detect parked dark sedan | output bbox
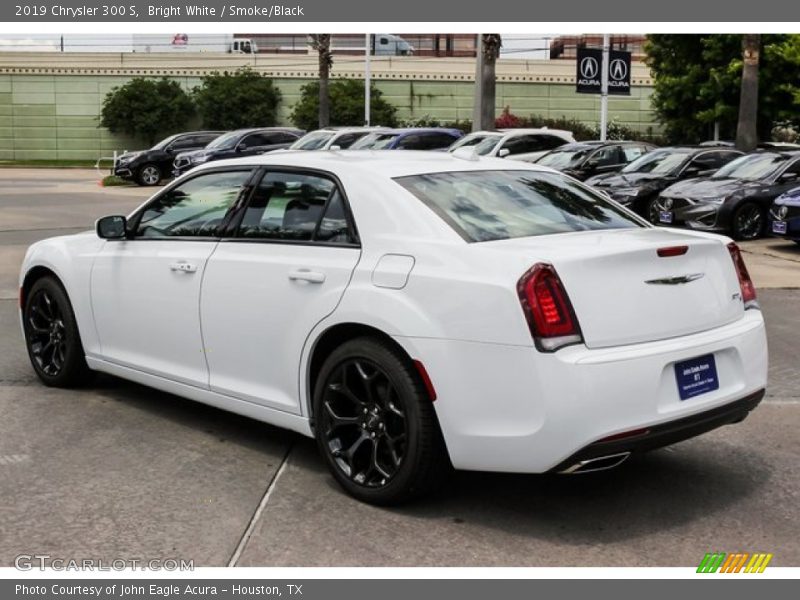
[768,186,800,245]
[114,131,225,186]
[172,127,304,177]
[585,147,743,219]
[349,128,464,150]
[656,151,800,240]
[536,141,656,181]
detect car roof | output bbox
[498,128,573,137]
[191,149,550,179]
[391,128,463,135]
[229,127,304,135]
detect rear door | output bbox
[200,169,361,413]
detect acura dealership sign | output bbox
[576,48,631,96]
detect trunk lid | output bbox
[486,228,744,349]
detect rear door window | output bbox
[236,171,355,244]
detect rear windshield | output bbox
[711,153,786,181]
[395,170,643,242]
[621,148,691,175]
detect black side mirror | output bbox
[96,215,128,240]
[236,143,247,153]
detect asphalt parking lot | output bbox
[0,168,798,567]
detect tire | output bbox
[731,202,765,241]
[313,337,450,505]
[645,197,662,225]
[137,163,161,186]
[22,276,93,387]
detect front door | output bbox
[90,168,253,385]
[200,169,361,413]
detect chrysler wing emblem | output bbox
[645,273,705,285]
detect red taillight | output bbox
[727,242,758,309]
[657,245,688,257]
[517,263,583,352]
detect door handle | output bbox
[288,269,326,284]
[169,261,198,273]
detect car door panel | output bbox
[91,241,217,385]
[90,169,253,386]
[201,244,360,412]
[200,171,361,414]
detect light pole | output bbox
[600,33,610,141]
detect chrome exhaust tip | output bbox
[559,451,631,474]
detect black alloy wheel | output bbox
[732,202,764,241]
[313,337,449,505]
[23,277,92,387]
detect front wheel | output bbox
[23,277,93,387]
[313,337,449,505]
[731,202,765,241]
[137,163,161,186]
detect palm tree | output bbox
[310,34,333,128]
[473,34,502,131]
[735,34,760,152]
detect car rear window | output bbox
[395,170,643,242]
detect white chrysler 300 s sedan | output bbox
[19,151,768,504]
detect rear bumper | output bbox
[395,309,768,473]
[549,388,764,473]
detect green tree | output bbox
[194,68,281,129]
[100,77,194,146]
[645,34,800,143]
[290,79,397,131]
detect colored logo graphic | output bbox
[697,552,773,573]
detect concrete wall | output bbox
[0,53,659,161]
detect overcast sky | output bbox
[0,33,555,58]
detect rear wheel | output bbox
[731,202,764,241]
[23,277,93,387]
[137,163,161,186]
[646,197,662,225]
[313,337,449,505]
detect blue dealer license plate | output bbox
[659,211,674,224]
[674,354,719,401]
[772,221,787,234]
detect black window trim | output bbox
[219,165,362,249]
[124,165,260,242]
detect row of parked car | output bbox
[113,126,800,243]
[113,126,576,186]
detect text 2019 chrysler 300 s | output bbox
[19,151,768,504]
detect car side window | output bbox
[241,133,269,149]
[424,133,459,149]
[781,159,800,176]
[135,170,251,238]
[622,145,646,162]
[397,135,422,149]
[237,171,352,242]
[591,146,621,167]
[267,132,300,144]
[316,190,355,244]
[501,135,559,155]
